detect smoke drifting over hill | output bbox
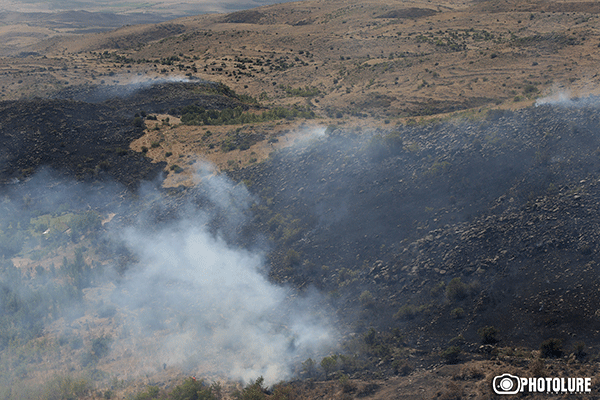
[54,76,195,103]
[110,165,336,383]
[0,165,337,387]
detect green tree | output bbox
[233,376,267,400]
[320,355,338,379]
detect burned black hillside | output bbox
[230,100,600,360]
[0,81,247,187]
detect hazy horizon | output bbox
[1,0,299,16]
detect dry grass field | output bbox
[3,0,600,182]
[3,0,599,183]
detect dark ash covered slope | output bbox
[231,99,600,358]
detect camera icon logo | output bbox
[493,374,521,395]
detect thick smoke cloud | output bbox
[113,167,336,383]
[0,164,337,386]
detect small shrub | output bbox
[171,378,219,400]
[134,385,160,400]
[441,346,461,364]
[233,376,267,400]
[339,374,355,393]
[540,338,563,358]
[450,307,464,319]
[574,341,586,360]
[392,360,413,376]
[477,326,499,344]
[132,117,144,127]
[523,84,539,95]
[394,304,417,320]
[446,277,469,301]
[302,358,316,377]
[440,382,463,400]
[431,281,445,296]
[359,290,375,308]
[150,141,160,149]
[321,355,338,379]
[170,164,183,173]
[449,334,465,346]
[529,358,546,376]
[284,249,301,267]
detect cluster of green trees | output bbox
[130,376,298,400]
[180,104,315,126]
[279,85,321,97]
[0,258,86,352]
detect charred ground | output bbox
[230,101,600,356]
[0,81,252,187]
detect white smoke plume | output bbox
[100,165,336,384]
[0,164,337,388]
[535,90,600,108]
[535,90,576,107]
[108,166,336,383]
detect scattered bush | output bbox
[170,378,220,400]
[170,164,183,173]
[181,104,314,126]
[321,355,338,379]
[359,290,375,308]
[441,346,461,364]
[540,338,563,358]
[446,277,469,301]
[477,326,499,344]
[392,360,413,376]
[450,307,464,319]
[574,341,586,360]
[233,376,267,400]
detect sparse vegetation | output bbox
[540,338,563,358]
[181,104,315,126]
[441,346,461,364]
[478,326,499,345]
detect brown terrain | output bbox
[2,0,600,180]
[2,0,600,399]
